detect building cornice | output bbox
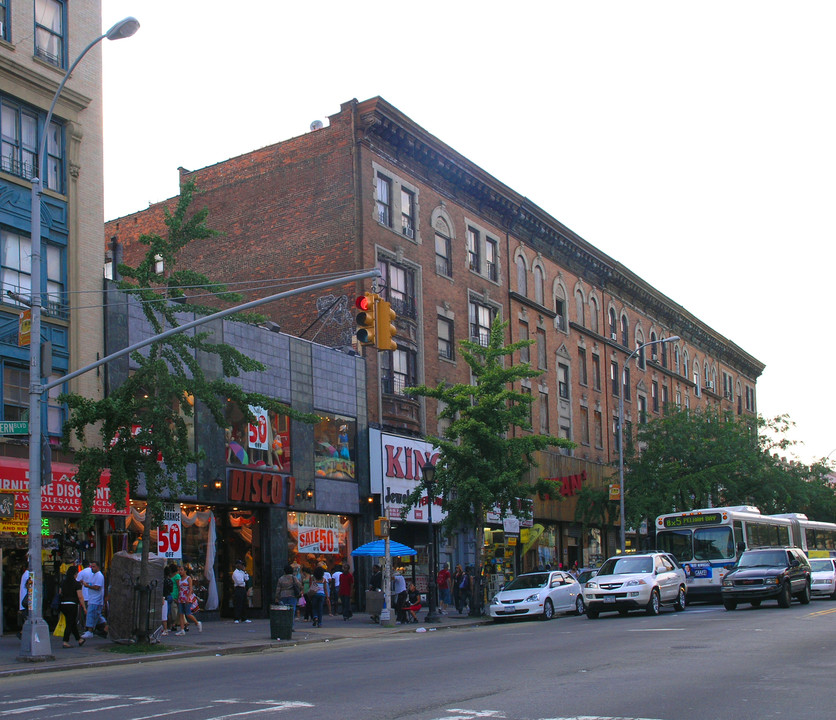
[349,97,765,379]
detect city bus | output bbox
[654,506,836,600]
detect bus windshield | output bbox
[693,527,734,560]
[656,529,692,562]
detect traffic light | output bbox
[355,292,378,345]
[375,299,398,351]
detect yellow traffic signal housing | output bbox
[355,292,378,345]
[375,299,398,351]
[374,517,390,538]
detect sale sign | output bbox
[157,503,182,559]
[248,406,269,451]
[296,512,342,554]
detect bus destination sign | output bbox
[663,512,723,528]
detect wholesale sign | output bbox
[0,458,128,515]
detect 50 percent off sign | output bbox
[157,503,182,559]
[248,405,269,450]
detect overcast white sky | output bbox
[101,1,835,465]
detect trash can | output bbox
[269,604,293,640]
[365,590,383,622]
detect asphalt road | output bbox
[2,600,835,720]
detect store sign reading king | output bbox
[0,458,128,515]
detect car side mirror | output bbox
[790,559,799,568]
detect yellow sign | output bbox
[507,536,518,546]
[18,310,31,346]
[609,483,621,501]
[0,511,29,534]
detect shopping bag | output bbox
[53,613,66,637]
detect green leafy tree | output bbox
[402,317,574,614]
[62,181,316,587]
[625,406,836,531]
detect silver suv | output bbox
[582,552,688,618]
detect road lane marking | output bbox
[203,700,314,719]
[807,607,836,617]
[625,628,685,631]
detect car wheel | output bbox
[750,600,761,608]
[797,581,811,605]
[830,587,836,600]
[575,595,585,616]
[674,586,687,612]
[542,599,554,620]
[645,589,661,616]
[777,582,792,608]
[586,609,599,619]
[723,599,737,611]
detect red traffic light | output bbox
[356,295,370,312]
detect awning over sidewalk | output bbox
[351,539,417,557]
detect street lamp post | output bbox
[618,335,679,555]
[422,461,440,623]
[20,16,140,661]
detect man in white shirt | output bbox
[321,567,333,616]
[231,560,251,623]
[392,568,407,624]
[330,566,341,615]
[79,561,105,639]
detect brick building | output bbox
[106,96,764,573]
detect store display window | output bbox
[314,414,355,480]
[227,509,263,609]
[224,402,291,473]
[287,511,353,572]
[125,501,220,612]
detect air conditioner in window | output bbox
[610,333,617,341]
[402,225,414,239]
[705,380,714,390]
[651,353,658,362]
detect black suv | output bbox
[721,547,811,610]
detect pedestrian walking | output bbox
[58,566,86,648]
[310,566,327,627]
[437,562,452,614]
[452,564,465,614]
[176,565,202,634]
[393,567,408,624]
[275,564,303,629]
[231,560,251,624]
[78,560,105,640]
[338,563,354,620]
[300,567,312,622]
[331,563,342,614]
[457,565,472,615]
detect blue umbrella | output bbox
[351,539,417,557]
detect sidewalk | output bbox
[0,609,488,678]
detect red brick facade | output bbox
[105,96,764,464]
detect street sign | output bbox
[18,309,30,346]
[0,421,28,435]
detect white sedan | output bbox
[489,571,580,621]
[810,558,836,599]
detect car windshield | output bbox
[598,557,653,575]
[810,560,833,572]
[737,551,787,568]
[503,573,548,591]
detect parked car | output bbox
[582,552,687,618]
[489,571,580,621]
[574,568,598,614]
[721,547,811,610]
[810,557,836,599]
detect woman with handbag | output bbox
[275,564,302,628]
[175,565,202,634]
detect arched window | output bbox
[674,346,680,375]
[516,256,527,296]
[533,266,544,305]
[636,331,645,369]
[589,296,599,334]
[575,289,585,326]
[554,285,567,331]
[649,332,657,363]
[620,314,629,346]
[608,308,617,339]
[683,350,689,378]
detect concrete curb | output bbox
[0,618,491,679]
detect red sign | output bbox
[0,458,129,516]
[541,470,588,500]
[228,469,295,507]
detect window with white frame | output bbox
[435,220,452,277]
[554,286,567,331]
[1,96,64,192]
[623,366,631,401]
[377,257,415,319]
[375,173,391,227]
[0,1,8,42]
[438,316,454,360]
[638,395,648,424]
[485,237,498,281]
[608,307,617,339]
[620,314,629,346]
[1,229,65,315]
[381,348,417,396]
[652,380,659,412]
[400,188,415,238]
[467,226,481,273]
[35,0,65,68]
[558,363,569,399]
[469,299,494,347]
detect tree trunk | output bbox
[470,517,484,617]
